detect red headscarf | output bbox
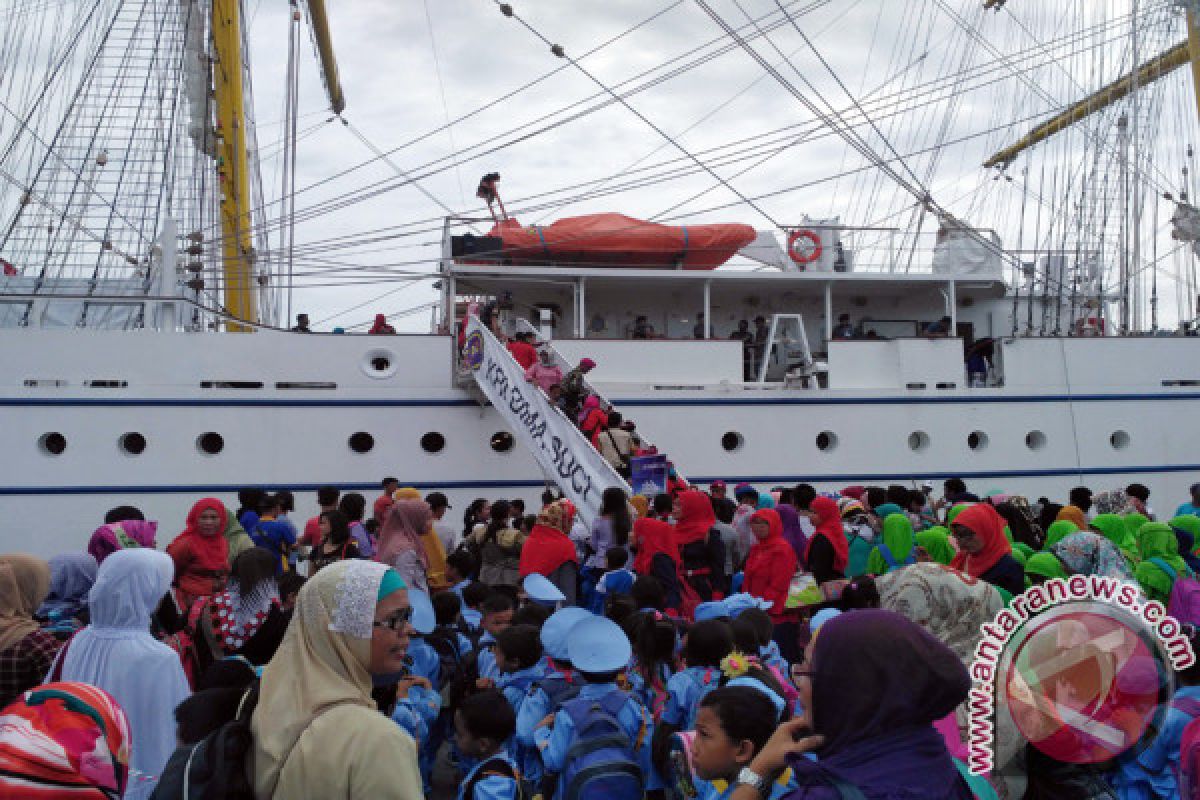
[673,489,715,546]
[520,500,578,578]
[743,509,797,621]
[168,497,230,602]
[950,503,1012,578]
[633,516,678,575]
[805,496,849,572]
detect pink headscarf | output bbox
[375,499,431,570]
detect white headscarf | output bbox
[54,548,190,799]
[251,559,422,799]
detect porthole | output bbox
[908,431,931,452]
[816,431,837,452]
[490,432,515,453]
[361,348,399,379]
[1025,430,1047,451]
[119,432,146,455]
[38,432,67,455]
[967,431,988,451]
[721,431,744,452]
[196,431,224,455]
[420,431,446,453]
[1110,430,1131,450]
[348,432,375,453]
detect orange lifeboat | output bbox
[484,214,756,270]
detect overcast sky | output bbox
[240,0,1191,330]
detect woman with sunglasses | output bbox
[250,560,422,799]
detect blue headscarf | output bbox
[36,553,98,621]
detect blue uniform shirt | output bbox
[458,752,521,800]
[662,666,722,729]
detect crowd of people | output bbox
[4,476,1200,799]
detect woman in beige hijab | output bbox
[251,558,422,798]
[0,554,59,709]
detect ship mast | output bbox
[212,0,256,331]
[210,0,345,332]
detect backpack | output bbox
[680,669,720,729]
[425,626,466,693]
[463,756,524,800]
[450,641,495,709]
[559,691,644,800]
[1174,696,1200,799]
[878,543,916,570]
[151,683,259,800]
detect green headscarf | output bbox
[1089,513,1139,562]
[1044,520,1079,550]
[223,509,256,561]
[946,504,972,525]
[1170,515,1200,556]
[1134,521,1189,604]
[866,513,916,575]
[1124,512,1149,541]
[1011,542,1034,567]
[915,526,955,565]
[1025,552,1068,585]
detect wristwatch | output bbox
[735,766,771,796]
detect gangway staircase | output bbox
[461,315,632,524]
[510,318,691,494]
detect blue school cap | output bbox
[809,607,842,635]
[522,573,566,606]
[541,606,592,661]
[567,616,631,673]
[694,600,729,622]
[722,593,773,618]
[407,588,436,635]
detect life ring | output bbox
[787,229,822,265]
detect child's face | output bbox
[495,646,520,674]
[483,609,513,638]
[453,711,492,759]
[445,565,464,584]
[690,706,753,781]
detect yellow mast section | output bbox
[306,0,345,114]
[983,40,1190,169]
[1188,10,1200,130]
[212,0,256,331]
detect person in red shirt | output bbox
[743,508,797,624]
[506,331,539,370]
[302,485,340,547]
[374,476,398,527]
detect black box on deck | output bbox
[451,235,504,259]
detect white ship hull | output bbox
[4,328,1200,556]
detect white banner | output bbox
[463,316,628,524]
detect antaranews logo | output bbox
[967,575,1195,775]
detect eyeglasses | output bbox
[373,607,414,631]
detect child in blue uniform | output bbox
[515,606,591,749]
[591,546,635,613]
[534,616,655,799]
[653,618,735,778]
[456,690,521,800]
[475,593,515,685]
[495,624,546,788]
[688,685,798,799]
[460,581,489,635]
